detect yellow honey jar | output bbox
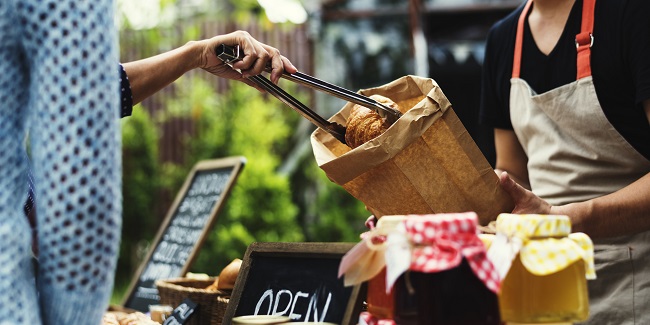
[486,214,596,324]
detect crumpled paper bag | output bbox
[310,75,513,225]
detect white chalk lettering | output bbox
[163,318,181,325]
[178,195,220,217]
[153,242,184,264]
[134,287,160,300]
[188,172,230,196]
[178,303,192,319]
[171,215,192,227]
[255,289,274,315]
[140,262,179,282]
[254,289,332,321]
[289,291,309,320]
[305,292,332,322]
[163,227,204,246]
[272,290,292,316]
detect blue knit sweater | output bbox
[0,0,123,324]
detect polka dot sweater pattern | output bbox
[0,0,122,324]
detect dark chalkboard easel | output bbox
[222,242,365,325]
[122,156,246,312]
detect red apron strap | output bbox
[512,0,533,79]
[512,0,596,80]
[576,0,596,79]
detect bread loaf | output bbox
[217,258,242,291]
[345,94,400,148]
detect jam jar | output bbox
[365,216,407,321]
[386,213,502,325]
[486,214,596,324]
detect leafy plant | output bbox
[156,76,304,273]
[118,107,160,289]
[115,0,374,302]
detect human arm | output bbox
[492,128,551,223]
[497,100,650,237]
[499,168,650,239]
[122,30,297,105]
[494,107,650,238]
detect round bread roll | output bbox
[102,313,121,325]
[120,312,160,325]
[205,279,219,291]
[217,258,242,291]
[345,94,400,148]
[103,311,159,325]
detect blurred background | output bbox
[115,0,521,302]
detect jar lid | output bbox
[339,213,500,293]
[489,214,596,279]
[402,212,478,245]
[399,212,499,293]
[496,213,571,238]
[376,215,408,233]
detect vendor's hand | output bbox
[197,30,298,90]
[499,171,552,214]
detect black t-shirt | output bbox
[479,0,650,160]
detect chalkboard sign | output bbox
[223,242,365,325]
[163,298,198,325]
[123,157,246,312]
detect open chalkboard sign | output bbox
[223,242,365,325]
[123,156,246,312]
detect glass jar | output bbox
[487,214,596,324]
[365,216,406,321]
[386,213,501,325]
[340,213,503,325]
[394,260,501,325]
[366,267,395,319]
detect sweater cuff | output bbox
[119,63,133,118]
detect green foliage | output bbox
[157,76,303,273]
[305,163,369,242]
[116,1,373,298]
[290,153,369,243]
[228,0,264,25]
[118,107,160,288]
[115,75,371,308]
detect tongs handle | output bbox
[215,44,347,144]
[215,44,403,124]
[249,74,347,144]
[281,72,402,124]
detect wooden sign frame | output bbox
[122,156,246,310]
[222,242,365,325]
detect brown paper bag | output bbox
[310,75,513,225]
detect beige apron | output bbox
[509,0,650,323]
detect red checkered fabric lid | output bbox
[403,212,500,293]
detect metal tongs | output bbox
[215,44,403,145]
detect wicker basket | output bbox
[156,278,230,325]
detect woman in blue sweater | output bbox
[0,0,295,322]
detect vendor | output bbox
[479,0,650,323]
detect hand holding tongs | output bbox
[215,44,403,145]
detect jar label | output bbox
[385,232,411,291]
[487,232,523,280]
